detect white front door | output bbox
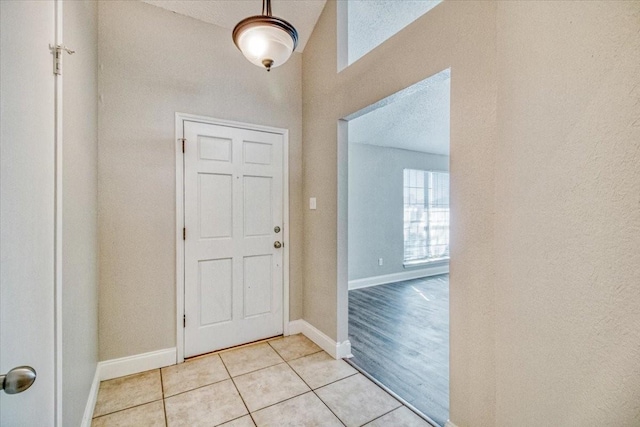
[183,121,285,358]
[0,0,56,424]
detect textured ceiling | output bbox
[348,0,442,64]
[348,69,450,156]
[141,0,326,52]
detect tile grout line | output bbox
[206,349,324,424]
[161,354,283,400]
[283,348,325,362]
[171,343,333,425]
[91,397,164,420]
[225,359,286,379]
[310,389,347,427]
[225,350,319,416]
[358,406,400,427]
[219,350,256,426]
[230,376,258,426]
[308,371,359,392]
[312,373,411,427]
[213,413,252,427]
[92,369,166,420]
[195,334,283,362]
[161,336,319,403]
[283,353,347,427]
[265,338,282,359]
[266,337,325,362]
[344,358,438,427]
[229,360,287,378]
[194,335,283,360]
[247,390,312,417]
[257,340,364,425]
[310,365,424,426]
[220,343,285,378]
[159,368,169,427]
[222,345,331,420]
[162,375,231,400]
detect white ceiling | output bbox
[348,69,451,156]
[141,0,327,52]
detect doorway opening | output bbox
[338,69,451,426]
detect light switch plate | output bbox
[310,197,317,210]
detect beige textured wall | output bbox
[98,0,303,360]
[494,2,640,425]
[62,1,99,424]
[305,0,640,425]
[302,2,497,425]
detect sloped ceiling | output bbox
[141,0,327,52]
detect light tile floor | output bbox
[92,334,432,427]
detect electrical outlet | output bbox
[378,258,383,266]
[310,197,317,210]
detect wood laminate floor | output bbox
[348,274,449,426]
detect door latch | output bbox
[49,44,75,75]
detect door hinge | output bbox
[183,228,186,240]
[179,138,186,153]
[49,44,75,76]
[183,314,186,328]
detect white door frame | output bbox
[174,113,290,364]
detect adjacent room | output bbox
[346,69,451,426]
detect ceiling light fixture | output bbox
[232,0,298,72]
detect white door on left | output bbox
[0,1,56,424]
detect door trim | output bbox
[174,113,290,364]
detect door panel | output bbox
[243,255,273,317]
[199,136,232,162]
[0,0,56,424]
[199,259,233,325]
[244,176,272,236]
[184,121,284,357]
[199,173,233,239]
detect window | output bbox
[403,169,449,265]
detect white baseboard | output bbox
[98,347,177,381]
[348,264,449,290]
[80,365,101,427]
[81,348,177,424]
[444,421,459,427]
[335,339,352,359]
[288,319,352,359]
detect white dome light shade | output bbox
[234,22,296,70]
[232,0,298,72]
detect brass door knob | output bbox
[274,241,282,249]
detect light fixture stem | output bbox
[262,0,272,17]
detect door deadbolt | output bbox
[0,366,36,395]
[274,241,282,249]
[274,226,281,233]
